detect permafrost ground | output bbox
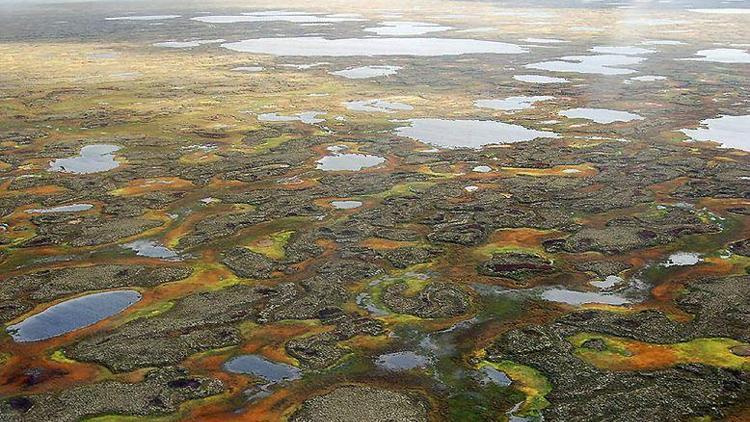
[0,0,748,421]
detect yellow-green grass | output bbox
[569,332,750,371]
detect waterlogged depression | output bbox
[395,118,559,149]
[49,144,121,174]
[316,153,386,171]
[559,108,644,124]
[221,37,528,56]
[681,115,750,151]
[7,290,142,342]
[1,1,749,421]
[525,54,646,75]
[475,96,554,111]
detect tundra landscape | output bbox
[0,0,749,421]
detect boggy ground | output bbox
[0,0,749,421]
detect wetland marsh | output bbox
[0,0,748,421]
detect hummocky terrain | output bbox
[0,0,748,421]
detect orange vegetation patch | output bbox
[0,351,102,396]
[485,228,557,250]
[189,387,295,422]
[360,237,416,250]
[13,185,68,196]
[111,177,194,196]
[278,177,320,190]
[649,177,689,202]
[499,164,598,178]
[180,151,221,164]
[240,322,324,366]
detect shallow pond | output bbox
[221,37,527,57]
[590,275,625,290]
[344,99,413,113]
[224,354,302,383]
[559,108,643,124]
[375,351,431,371]
[394,118,558,149]
[123,239,180,260]
[526,54,645,75]
[513,74,569,84]
[258,111,325,124]
[49,144,121,174]
[364,21,453,36]
[7,290,142,342]
[662,252,703,267]
[475,96,554,111]
[316,153,386,171]
[330,65,401,79]
[541,288,631,306]
[684,48,750,64]
[680,115,750,151]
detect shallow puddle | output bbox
[49,144,121,174]
[479,365,512,386]
[375,351,431,371]
[541,288,631,306]
[331,200,363,209]
[7,290,142,342]
[26,204,93,214]
[394,118,558,149]
[590,275,625,290]
[232,66,264,72]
